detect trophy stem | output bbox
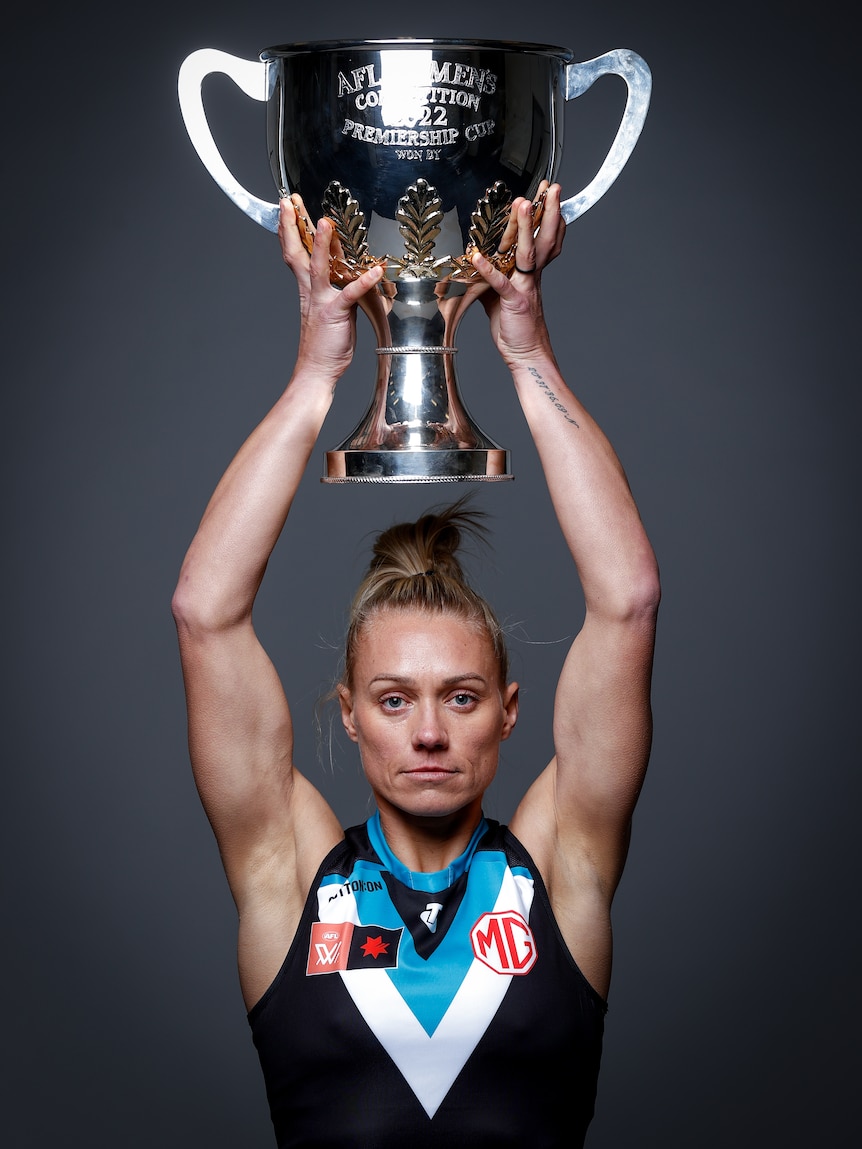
[322,280,512,484]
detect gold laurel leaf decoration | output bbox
[397,180,444,264]
[468,181,513,255]
[321,181,370,266]
[453,185,550,280]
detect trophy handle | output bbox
[561,49,652,224]
[178,48,280,233]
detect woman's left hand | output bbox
[471,182,566,367]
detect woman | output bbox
[172,186,660,1147]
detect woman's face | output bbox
[339,609,518,824]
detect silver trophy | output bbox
[178,39,651,482]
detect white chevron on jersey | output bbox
[318,865,535,1117]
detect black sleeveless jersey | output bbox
[248,815,607,1148]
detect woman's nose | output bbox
[411,703,448,750]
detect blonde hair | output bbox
[343,500,508,689]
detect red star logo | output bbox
[360,934,389,959]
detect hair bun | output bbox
[370,498,488,585]
[342,497,508,688]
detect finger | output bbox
[538,182,561,226]
[278,196,313,269]
[340,262,385,305]
[513,198,538,276]
[471,249,514,294]
[535,184,565,266]
[532,179,550,216]
[308,217,342,290]
[496,196,529,255]
[278,197,300,262]
[291,192,310,218]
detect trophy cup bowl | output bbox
[178,39,651,482]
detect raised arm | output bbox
[472,187,660,992]
[171,200,383,1006]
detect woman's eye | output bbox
[451,693,476,707]
[382,696,405,710]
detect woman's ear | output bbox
[338,685,358,742]
[500,682,519,741]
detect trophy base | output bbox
[322,448,512,484]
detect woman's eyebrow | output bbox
[366,673,489,686]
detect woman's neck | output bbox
[374,803,485,874]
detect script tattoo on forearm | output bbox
[528,367,579,426]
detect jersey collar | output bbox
[367,810,489,893]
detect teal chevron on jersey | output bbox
[316,812,527,1035]
[314,815,538,1114]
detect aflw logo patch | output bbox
[307,921,403,975]
[470,910,537,974]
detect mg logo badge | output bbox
[470,910,537,974]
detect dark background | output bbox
[4,2,859,1145]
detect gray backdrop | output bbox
[4,2,859,1145]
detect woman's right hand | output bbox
[279,196,383,382]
